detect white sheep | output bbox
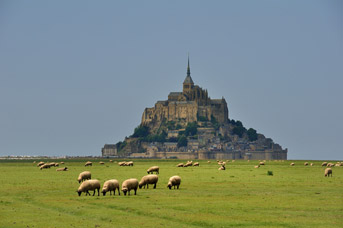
[37,162,45,167]
[290,163,295,166]
[177,163,184,167]
[218,166,225,170]
[85,161,92,167]
[193,162,199,166]
[40,164,51,170]
[139,174,158,189]
[102,179,120,196]
[77,179,100,196]
[167,176,181,189]
[126,161,134,166]
[121,178,139,195]
[147,166,159,174]
[324,168,332,177]
[56,167,68,171]
[259,162,265,165]
[118,161,126,166]
[321,162,328,167]
[304,162,309,166]
[99,161,105,165]
[254,165,260,168]
[78,171,91,183]
[184,161,192,167]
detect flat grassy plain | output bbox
[0,159,342,228]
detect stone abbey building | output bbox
[102,58,287,160]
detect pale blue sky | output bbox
[0,1,342,159]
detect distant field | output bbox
[0,159,342,228]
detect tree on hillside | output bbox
[247,128,258,141]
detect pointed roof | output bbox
[183,55,194,84]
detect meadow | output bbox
[0,159,342,228]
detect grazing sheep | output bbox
[327,163,335,167]
[290,163,295,166]
[121,178,139,196]
[102,179,120,196]
[254,165,260,168]
[324,168,332,177]
[177,163,184,167]
[232,160,235,162]
[126,161,134,166]
[147,166,159,174]
[207,161,211,163]
[193,162,199,167]
[37,162,45,167]
[109,160,113,163]
[167,176,181,189]
[218,166,226,170]
[77,179,101,196]
[33,161,36,164]
[304,162,309,166]
[321,162,328,167]
[85,161,92,167]
[40,164,51,170]
[310,163,314,166]
[56,167,68,171]
[259,162,265,165]
[118,161,126,166]
[60,161,65,164]
[139,174,158,189]
[184,161,193,167]
[99,162,105,165]
[78,171,91,183]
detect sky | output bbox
[0,0,342,160]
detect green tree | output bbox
[247,128,258,141]
[185,122,197,136]
[233,126,245,137]
[131,125,149,138]
[177,135,188,147]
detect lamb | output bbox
[77,179,100,196]
[177,163,184,167]
[78,171,91,183]
[139,174,158,189]
[121,178,139,195]
[167,176,181,189]
[324,168,332,177]
[193,162,199,166]
[304,162,309,166]
[218,166,226,170]
[102,179,120,196]
[290,163,295,166]
[85,161,92,167]
[321,162,328,167]
[147,166,159,174]
[56,167,68,171]
[40,164,51,170]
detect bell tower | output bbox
[183,56,194,94]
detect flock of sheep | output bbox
[34,159,340,197]
[75,163,181,196]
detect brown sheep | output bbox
[121,178,139,195]
[167,176,181,189]
[147,166,159,174]
[77,179,100,196]
[139,175,158,189]
[324,168,332,177]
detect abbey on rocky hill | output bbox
[102,58,287,160]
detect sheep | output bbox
[184,161,193,167]
[109,160,113,163]
[121,178,139,196]
[102,179,120,196]
[218,166,226,170]
[37,162,45,167]
[177,163,184,167]
[33,161,36,164]
[147,166,159,174]
[77,179,100,196]
[310,163,314,166]
[321,162,328,167]
[167,176,181,189]
[85,161,92,167]
[327,163,334,167]
[254,165,260,168]
[259,162,265,166]
[126,161,134,166]
[78,171,91,183]
[207,161,211,163]
[324,168,332,177]
[99,162,105,165]
[139,174,158,189]
[40,164,51,170]
[290,163,295,166]
[193,162,199,166]
[304,162,309,166]
[60,161,65,164]
[118,161,126,166]
[56,167,68,171]
[218,161,226,166]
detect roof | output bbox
[168,92,182,97]
[183,75,194,84]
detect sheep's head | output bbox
[77,190,81,196]
[138,183,143,189]
[167,183,172,189]
[122,187,128,195]
[102,190,107,196]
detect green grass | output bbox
[0,159,342,227]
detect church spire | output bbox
[187,54,190,76]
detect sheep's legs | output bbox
[118,188,120,195]
[177,185,179,189]
[134,188,137,195]
[147,184,149,189]
[153,183,156,189]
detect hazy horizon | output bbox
[0,1,342,160]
